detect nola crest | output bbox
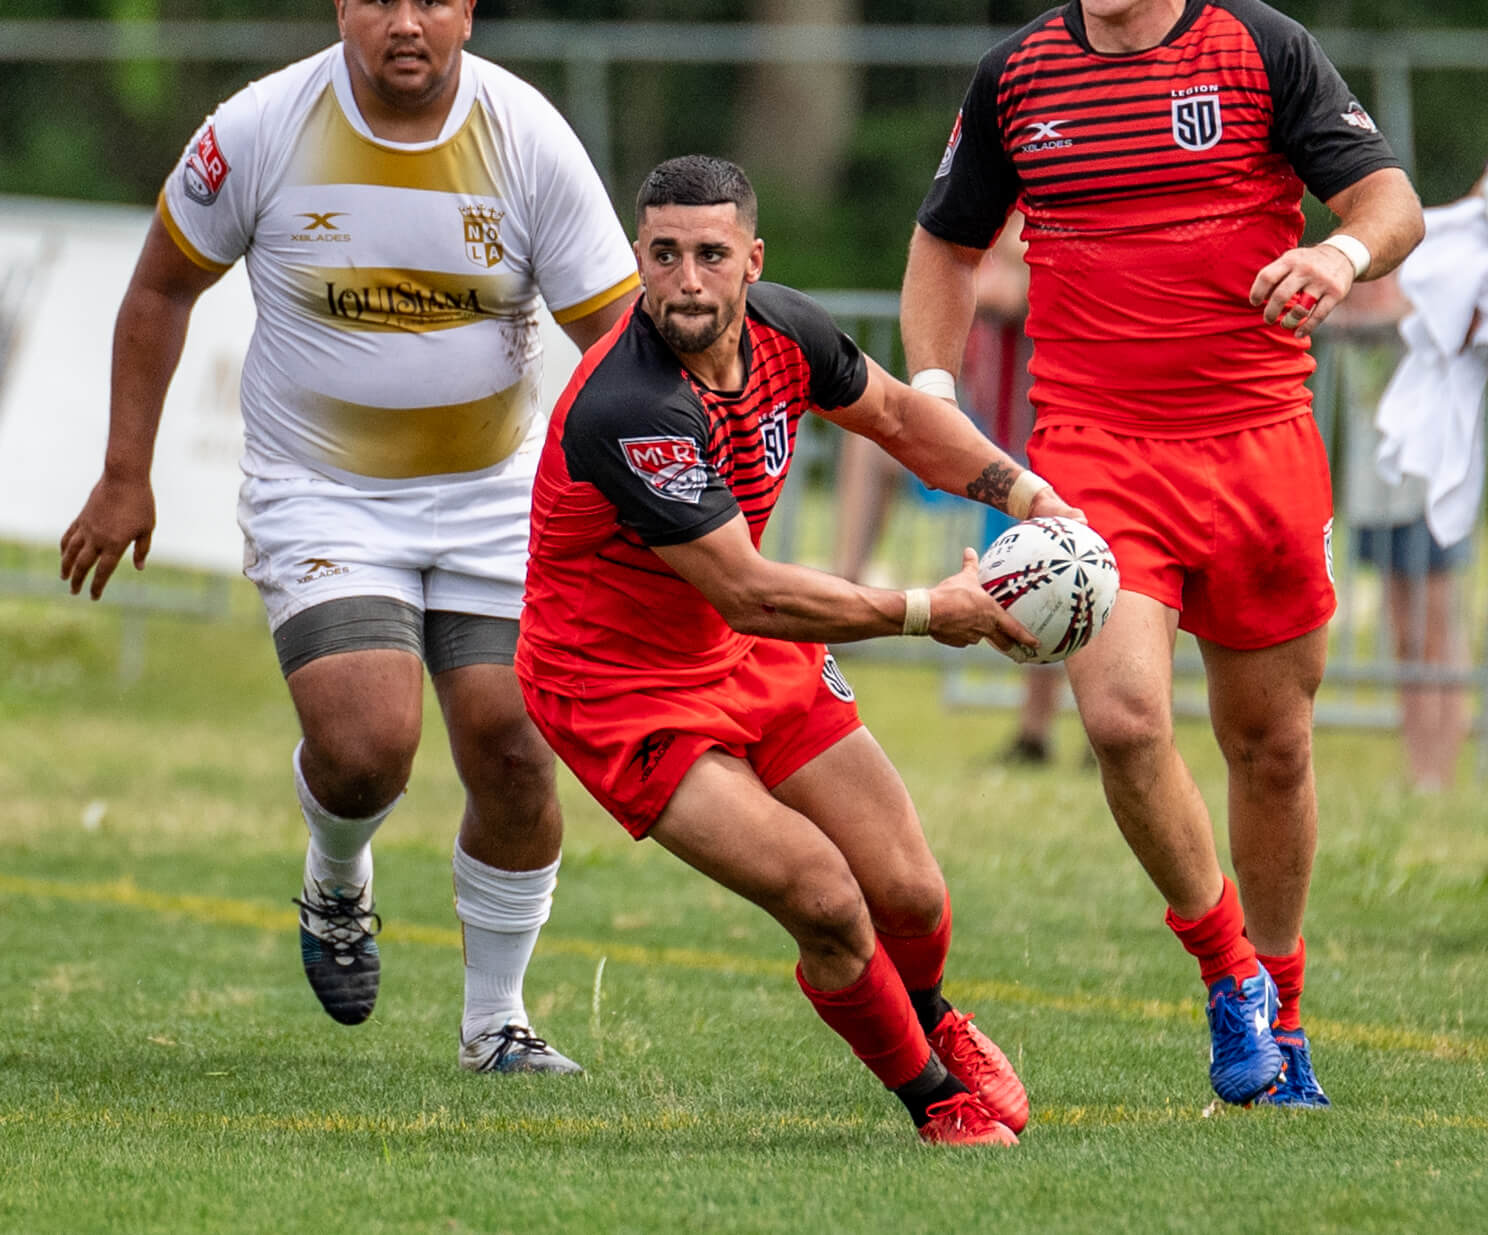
[461,203,506,268]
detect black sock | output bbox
[894,1053,967,1127]
[908,980,953,1036]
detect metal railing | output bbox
[777,293,1487,777]
[3,20,1487,185]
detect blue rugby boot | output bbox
[1206,965,1284,1104]
[293,877,382,1026]
[1257,1028,1331,1108]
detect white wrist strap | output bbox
[909,368,958,401]
[902,588,932,637]
[1007,469,1051,520]
[1320,233,1371,279]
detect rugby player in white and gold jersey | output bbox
[60,0,640,1075]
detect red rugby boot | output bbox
[928,1008,1030,1134]
[918,1091,1019,1146]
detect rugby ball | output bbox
[976,517,1119,663]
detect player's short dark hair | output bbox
[635,156,758,234]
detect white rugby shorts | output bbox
[239,445,537,631]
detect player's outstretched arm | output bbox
[651,513,1037,654]
[822,356,1083,524]
[60,212,223,599]
[1250,166,1424,339]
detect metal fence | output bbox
[4,19,1488,187]
[781,293,1488,777]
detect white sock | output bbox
[452,841,559,1042]
[294,739,397,895]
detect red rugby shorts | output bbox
[520,639,862,838]
[1026,414,1336,649]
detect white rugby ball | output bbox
[976,516,1119,663]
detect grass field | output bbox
[2,589,1486,1234]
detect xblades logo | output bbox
[627,732,675,783]
[1021,119,1073,152]
[296,557,351,583]
[293,212,351,243]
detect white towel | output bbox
[1375,189,1488,548]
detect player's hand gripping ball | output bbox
[977,516,1119,663]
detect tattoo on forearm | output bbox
[967,461,1017,510]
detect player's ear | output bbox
[745,238,764,284]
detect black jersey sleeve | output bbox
[562,384,741,548]
[745,283,869,409]
[915,27,1037,249]
[1223,0,1401,202]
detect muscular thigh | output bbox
[650,749,857,914]
[1064,589,1179,739]
[1201,625,1327,748]
[770,727,939,913]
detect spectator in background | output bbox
[1361,166,1488,790]
[1337,273,1471,793]
[833,213,1064,764]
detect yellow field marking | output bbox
[3,873,1485,1063]
[3,1100,1487,1138]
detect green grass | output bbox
[2,591,1486,1234]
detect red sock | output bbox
[796,944,931,1090]
[1255,936,1306,1031]
[1165,876,1258,988]
[876,888,951,993]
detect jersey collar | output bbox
[1063,0,1206,57]
[330,46,477,150]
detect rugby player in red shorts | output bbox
[902,0,1424,1108]
[517,155,1083,1147]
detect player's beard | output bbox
[656,298,734,355]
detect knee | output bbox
[869,871,947,939]
[1080,691,1172,770]
[1216,720,1313,793]
[304,715,420,812]
[455,716,557,800]
[778,867,872,962]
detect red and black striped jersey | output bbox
[517,283,868,698]
[918,0,1401,435]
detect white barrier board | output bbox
[0,196,582,576]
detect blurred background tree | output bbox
[1,1,1484,289]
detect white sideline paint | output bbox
[0,195,582,575]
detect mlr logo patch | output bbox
[620,435,708,504]
[183,125,230,205]
[935,111,963,179]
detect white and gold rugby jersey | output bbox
[159,45,639,482]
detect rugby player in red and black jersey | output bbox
[517,155,1083,1147]
[902,0,1425,1109]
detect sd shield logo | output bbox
[620,436,708,504]
[1172,95,1222,151]
[761,402,790,477]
